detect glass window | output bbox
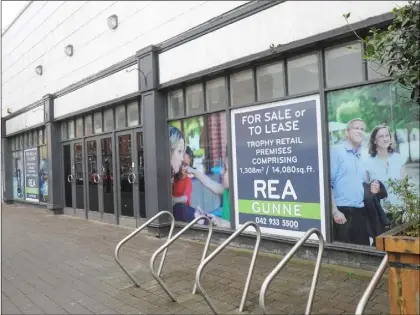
[257,62,285,101]
[168,89,184,118]
[75,117,84,138]
[94,112,103,134]
[127,101,139,127]
[115,105,126,129]
[28,132,33,147]
[186,84,205,115]
[230,69,255,106]
[287,53,319,95]
[327,82,418,246]
[367,59,389,80]
[23,133,27,148]
[85,114,93,136]
[20,135,23,149]
[206,77,228,111]
[104,108,114,132]
[33,130,38,146]
[11,137,15,151]
[61,122,68,140]
[68,120,75,139]
[39,129,44,145]
[325,41,364,88]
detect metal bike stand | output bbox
[195,221,262,315]
[259,228,325,315]
[355,254,388,315]
[149,215,214,302]
[114,211,175,287]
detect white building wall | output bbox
[159,1,407,84]
[54,64,139,119]
[5,104,45,135]
[1,1,248,117]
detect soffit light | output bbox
[65,44,74,57]
[35,65,43,75]
[107,14,118,29]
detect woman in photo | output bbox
[365,125,407,213]
[169,126,185,179]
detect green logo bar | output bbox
[238,199,320,219]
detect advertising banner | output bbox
[24,148,39,202]
[231,95,325,238]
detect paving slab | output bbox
[1,203,389,314]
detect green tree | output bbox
[344,0,420,105]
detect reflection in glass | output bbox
[87,140,98,212]
[39,129,44,145]
[28,132,33,147]
[68,120,75,139]
[186,84,205,115]
[61,122,68,140]
[257,62,285,101]
[287,53,319,95]
[230,69,255,106]
[104,109,114,132]
[76,117,84,138]
[12,151,24,199]
[39,146,49,202]
[116,105,126,129]
[74,142,84,209]
[127,101,139,127]
[206,77,228,111]
[168,89,184,118]
[325,41,363,88]
[33,130,38,146]
[102,138,114,214]
[85,114,93,136]
[137,133,146,218]
[94,112,103,134]
[119,135,133,217]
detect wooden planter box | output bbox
[376,224,420,315]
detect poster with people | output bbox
[327,82,419,246]
[169,112,231,228]
[24,147,39,202]
[231,95,326,239]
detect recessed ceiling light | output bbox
[107,14,118,29]
[35,65,43,75]
[65,44,74,56]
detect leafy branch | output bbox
[343,1,420,106]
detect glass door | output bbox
[85,135,116,224]
[116,129,146,227]
[63,141,85,216]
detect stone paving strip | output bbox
[1,203,389,314]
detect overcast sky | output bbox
[2,1,30,33]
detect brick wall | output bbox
[207,112,227,168]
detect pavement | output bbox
[1,203,389,314]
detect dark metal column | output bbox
[44,94,64,213]
[1,120,14,203]
[137,46,172,236]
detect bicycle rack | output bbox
[114,211,175,287]
[149,215,214,302]
[195,221,262,315]
[259,228,325,315]
[355,254,388,315]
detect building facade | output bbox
[2,1,418,268]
